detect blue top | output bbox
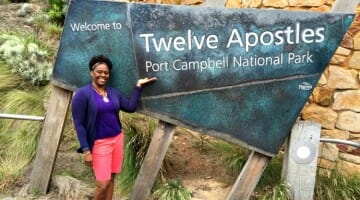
[71,83,142,153]
[93,89,121,140]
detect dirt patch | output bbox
[0,2,38,33]
[164,129,235,199]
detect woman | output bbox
[71,55,156,200]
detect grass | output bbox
[32,12,63,43]
[0,61,23,92]
[256,154,284,190]
[0,9,61,192]
[151,179,192,200]
[315,169,360,200]
[207,139,250,175]
[0,87,47,191]
[0,59,49,191]
[116,112,157,194]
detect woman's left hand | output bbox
[136,77,157,87]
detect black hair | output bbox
[88,55,113,71]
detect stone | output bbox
[317,73,327,85]
[311,86,334,106]
[226,0,241,8]
[354,32,360,50]
[349,133,360,140]
[180,0,204,5]
[317,158,336,170]
[318,168,331,177]
[337,160,360,175]
[333,90,360,112]
[330,54,346,65]
[339,153,360,164]
[301,104,337,130]
[242,0,262,8]
[336,111,360,133]
[309,5,331,12]
[349,51,360,70]
[340,33,353,49]
[16,3,33,17]
[289,0,324,7]
[319,143,339,161]
[328,65,360,89]
[337,144,349,153]
[321,129,349,140]
[335,47,351,56]
[161,0,181,4]
[263,0,288,8]
[53,175,93,200]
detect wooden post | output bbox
[226,151,271,200]
[130,120,176,200]
[29,85,72,194]
[281,121,321,200]
[280,2,358,199]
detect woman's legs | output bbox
[92,134,124,199]
[106,174,116,200]
[94,174,116,200]
[94,180,109,200]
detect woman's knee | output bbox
[96,180,111,191]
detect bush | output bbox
[48,0,65,25]
[0,61,23,92]
[0,33,53,85]
[207,140,249,174]
[258,182,291,200]
[118,113,156,194]
[152,179,192,200]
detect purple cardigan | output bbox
[71,83,142,153]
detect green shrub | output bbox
[0,33,53,85]
[258,182,291,200]
[48,0,65,25]
[207,140,249,174]
[257,155,283,190]
[117,113,156,194]
[44,23,62,39]
[152,179,191,200]
[0,61,23,92]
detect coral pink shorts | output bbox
[92,133,124,181]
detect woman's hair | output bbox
[88,55,113,71]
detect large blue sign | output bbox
[53,0,354,156]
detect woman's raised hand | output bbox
[136,77,157,87]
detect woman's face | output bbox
[90,63,110,87]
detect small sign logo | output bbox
[299,82,312,90]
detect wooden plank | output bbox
[226,151,271,200]
[29,85,72,194]
[130,120,176,200]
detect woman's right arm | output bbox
[71,90,90,153]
